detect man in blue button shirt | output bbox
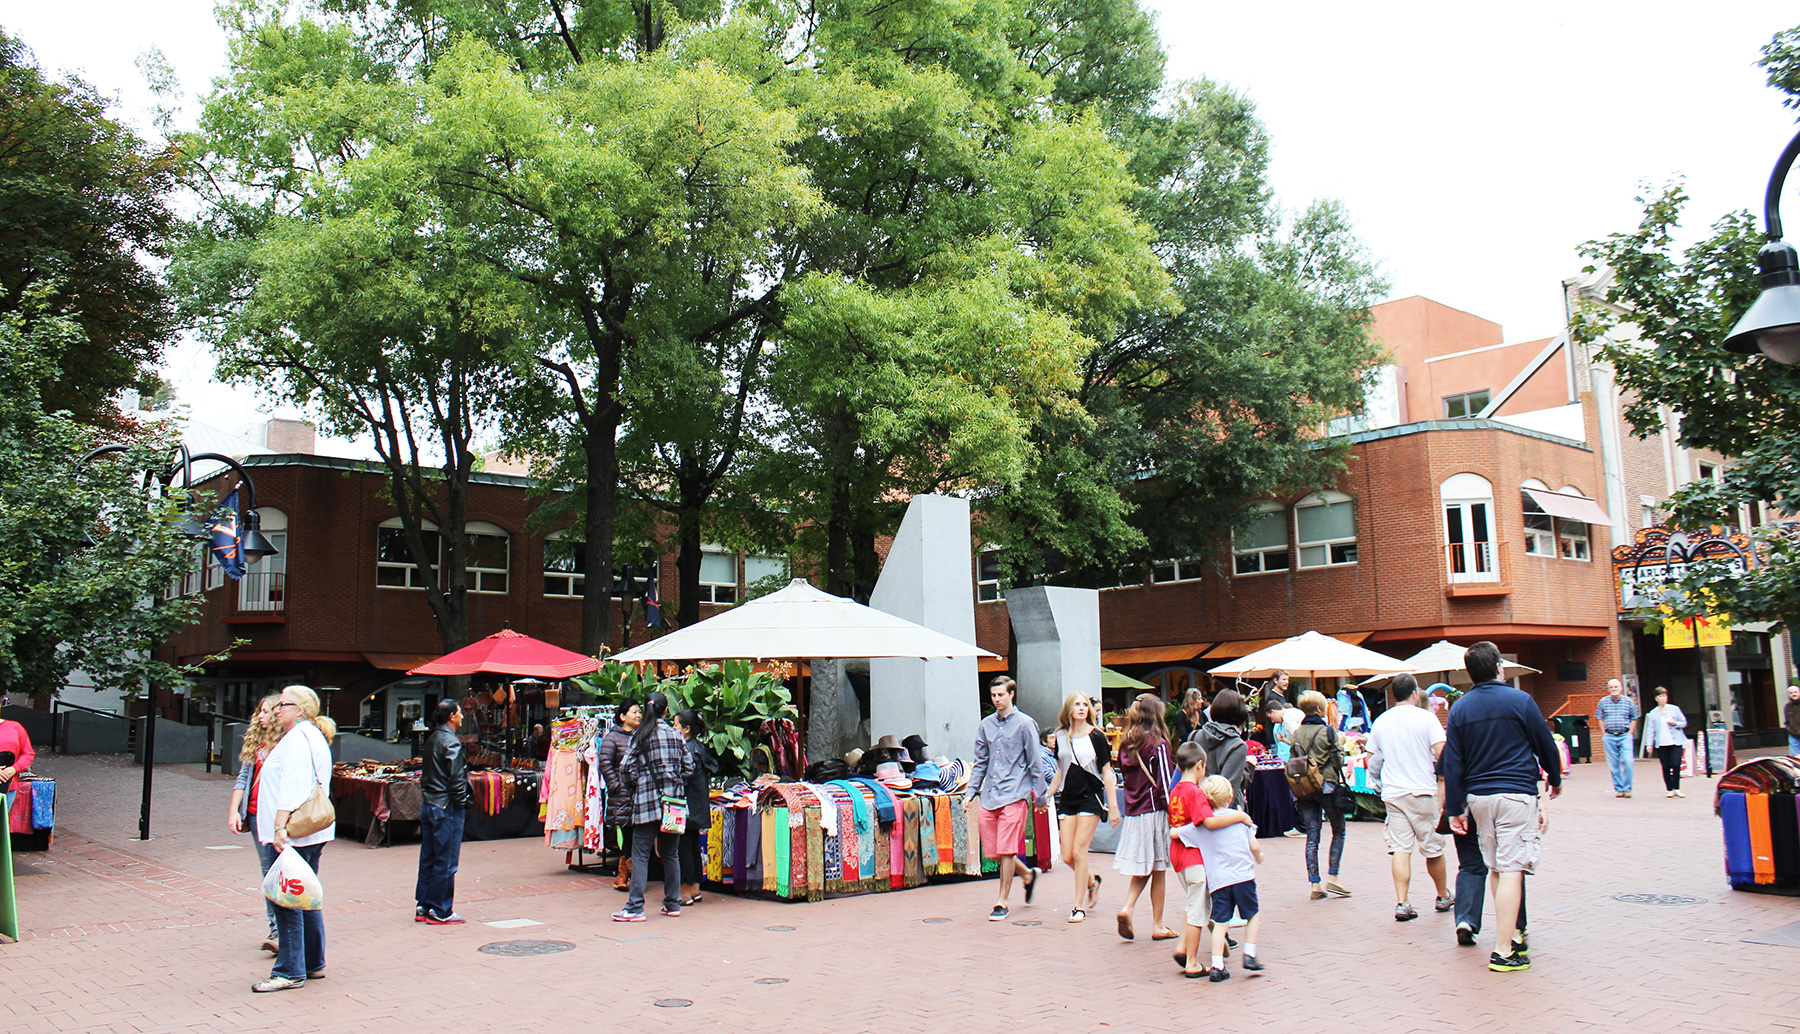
[1593,679,1641,797]
[968,676,1046,921]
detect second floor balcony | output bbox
[1445,541,1513,597]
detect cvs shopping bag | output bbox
[261,846,325,910]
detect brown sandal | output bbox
[1151,927,1179,941]
[1116,911,1134,940]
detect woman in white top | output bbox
[253,685,337,992]
[1642,686,1688,798]
[1049,692,1119,923]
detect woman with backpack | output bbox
[1288,690,1352,900]
[612,692,693,923]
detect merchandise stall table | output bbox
[1716,756,1800,894]
[6,777,54,851]
[331,767,542,846]
[1245,762,1297,838]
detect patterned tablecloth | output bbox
[331,770,541,846]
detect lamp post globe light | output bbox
[79,442,280,840]
[1725,128,1800,363]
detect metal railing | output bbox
[228,570,286,615]
[1444,541,1512,589]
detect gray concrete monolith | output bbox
[868,495,981,765]
[1004,585,1101,727]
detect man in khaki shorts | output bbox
[1443,642,1562,973]
[1367,674,1452,920]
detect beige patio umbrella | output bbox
[1206,630,1412,680]
[1357,640,1541,689]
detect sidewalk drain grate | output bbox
[477,940,576,957]
[921,917,953,924]
[1612,893,1705,906]
[754,978,788,985]
[654,999,694,1008]
[765,925,796,932]
[1011,920,1042,927]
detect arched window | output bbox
[239,508,288,611]
[543,530,584,597]
[377,516,439,589]
[1294,491,1357,568]
[1521,479,1555,556]
[1441,473,1496,582]
[1233,503,1290,576]
[465,521,510,594]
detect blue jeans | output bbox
[1453,827,1526,934]
[1603,732,1634,791]
[1788,735,1800,756]
[415,802,465,917]
[1293,797,1345,884]
[251,828,279,937]
[271,843,326,981]
[624,822,681,914]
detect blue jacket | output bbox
[1441,680,1562,816]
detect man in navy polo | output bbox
[1593,679,1640,798]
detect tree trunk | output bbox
[675,483,705,629]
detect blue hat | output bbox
[1427,683,1454,695]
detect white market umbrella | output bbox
[1207,630,1412,680]
[1357,640,1541,689]
[609,579,998,662]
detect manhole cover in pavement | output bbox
[1011,920,1042,927]
[1612,893,1705,905]
[754,978,789,985]
[477,940,577,957]
[921,917,953,924]
[654,999,694,1008]
[765,925,796,932]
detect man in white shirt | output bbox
[1367,674,1452,921]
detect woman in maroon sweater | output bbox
[1112,694,1176,942]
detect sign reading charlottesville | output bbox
[1612,525,1749,649]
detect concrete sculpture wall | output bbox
[1005,585,1101,726]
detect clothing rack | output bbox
[554,704,620,874]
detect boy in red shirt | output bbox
[1167,741,1253,978]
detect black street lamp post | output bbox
[1725,127,1800,362]
[80,443,280,840]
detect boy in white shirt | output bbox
[1189,775,1265,981]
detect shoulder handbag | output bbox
[285,729,336,838]
[644,731,688,834]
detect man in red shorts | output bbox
[968,676,1046,920]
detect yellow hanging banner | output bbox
[1662,614,1696,649]
[1696,614,1733,647]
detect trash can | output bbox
[1552,715,1592,764]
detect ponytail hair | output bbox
[282,684,337,741]
[631,691,669,754]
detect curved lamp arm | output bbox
[1764,126,1800,242]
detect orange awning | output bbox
[1203,632,1371,659]
[363,653,443,672]
[1099,644,1215,666]
[978,656,1011,672]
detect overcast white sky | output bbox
[7,0,1799,446]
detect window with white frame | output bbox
[542,531,584,597]
[699,545,738,604]
[1521,480,1555,556]
[977,548,1004,602]
[1151,558,1202,584]
[1554,486,1589,561]
[168,542,208,598]
[1233,505,1290,575]
[1442,473,1496,582]
[1295,492,1357,568]
[1442,389,1490,418]
[377,518,440,589]
[743,554,787,594]
[239,508,288,611]
[465,521,510,593]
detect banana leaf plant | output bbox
[573,659,794,779]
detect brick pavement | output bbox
[3,753,1797,1034]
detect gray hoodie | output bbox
[1193,721,1249,808]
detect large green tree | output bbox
[0,30,177,424]
[1569,25,1800,628]
[0,297,208,699]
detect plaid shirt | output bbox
[1593,694,1640,735]
[621,722,693,827]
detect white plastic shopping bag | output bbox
[261,846,325,910]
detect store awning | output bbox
[1099,643,1214,666]
[364,653,443,672]
[1204,631,1370,659]
[1523,488,1611,525]
[978,656,1011,672]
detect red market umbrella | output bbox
[407,628,598,679]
